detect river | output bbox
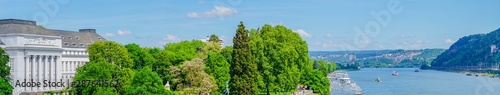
[331,68,500,95]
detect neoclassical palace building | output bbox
[0,19,105,95]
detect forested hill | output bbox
[310,49,445,68]
[431,28,500,69]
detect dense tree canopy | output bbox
[73,41,135,94]
[432,28,500,68]
[170,58,218,94]
[205,52,230,94]
[125,43,156,70]
[88,41,133,68]
[248,24,313,94]
[126,67,170,95]
[68,22,333,95]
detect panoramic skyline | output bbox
[1,0,499,51]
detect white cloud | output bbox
[326,33,333,38]
[294,29,312,38]
[444,39,455,44]
[117,30,132,36]
[187,6,238,18]
[105,33,114,37]
[164,34,178,41]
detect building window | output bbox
[64,42,69,46]
[72,43,77,47]
[68,36,72,39]
[60,35,64,39]
[98,37,102,40]
[80,43,84,47]
[76,36,80,40]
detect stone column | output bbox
[29,55,33,91]
[37,55,41,90]
[24,55,28,91]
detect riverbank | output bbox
[430,68,500,77]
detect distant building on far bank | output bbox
[200,35,224,47]
[0,19,106,95]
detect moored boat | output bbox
[392,71,399,76]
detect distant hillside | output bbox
[431,28,500,70]
[310,49,445,68]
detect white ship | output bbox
[328,72,363,95]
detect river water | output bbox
[331,68,500,95]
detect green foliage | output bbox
[327,62,337,73]
[147,48,174,87]
[230,21,259,95]
[209,34,221,43]
[126,67,170,95]
[198,42,222,59]
[420,64,431,70]
[248,24,310,94]
[313,60,328,76]
[74,41,135,94]
[205,52,231,94]
[38,25,45,29]
[72,62,121,94]
[0,78,13,95]
[152,40,206,90]
[88,41,133,68]
[302,61,330,95]
[163,40,206,66]
[125,43,157,70]
[221,46,233,64]
[0,47,10,81]
[170,58,218,94]
[0,47,11,95]
[432,28,500,69]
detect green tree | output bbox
[125,43,157,70]
[205,52,230,94]
[248,24,309,94]
[88,41,133,68]
[0,47,10,81]
[0,47,12,95]
[327,62,337,73]
[163,40,206,66]
[72,62,121,95]
[144,47,174,87]
[198,42,222,59]
[313,60,328,76]
[230,21,259,95]
[0,78,13,95]
[302,61,330,95]
[73,41,135,94]
[209,34,221,43]
[170,58,218,94]
[221,46,233,64]
[126,67,170,95]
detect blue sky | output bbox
[1,0,499,51]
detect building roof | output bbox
[0,19,106,48]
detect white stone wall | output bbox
[1,34,89,95]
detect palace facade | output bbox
[0,19,105,95]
